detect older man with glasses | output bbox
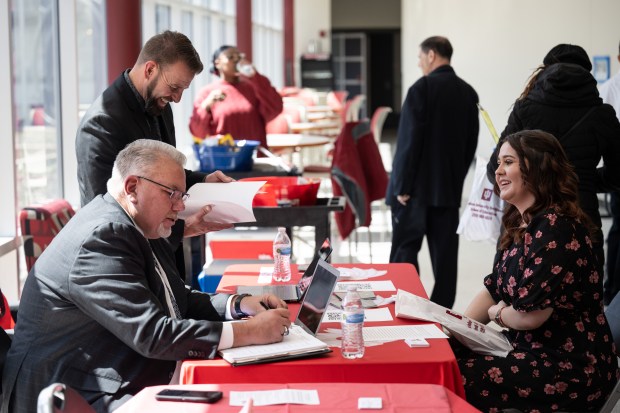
[2,140,291,413]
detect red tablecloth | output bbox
[182,263,465,398]
[114,383,480,412]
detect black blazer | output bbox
[76,70,207,207]
[387,65,479,207]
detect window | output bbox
[155,4,171,32]
[76,0,107,116]
[252,0,283,89]
[11,0,63,211]
[332,32,367,118]
[1,0,106,299]
[142,0,236,158]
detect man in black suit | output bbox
[2,140,291,413]
[386,36,479,308]
[76,30,232,277]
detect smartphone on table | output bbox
[155,389,223,403]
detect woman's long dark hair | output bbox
[495,130,594,250]
[518,65,545,101]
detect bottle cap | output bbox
[278,227,286,231]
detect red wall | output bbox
[106,0,141,85]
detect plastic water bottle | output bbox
[341,286,365,359]
[236,61,255,77]
[272,227,292,282]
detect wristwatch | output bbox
[234,294,251,319]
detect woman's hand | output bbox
[202,89,227,111]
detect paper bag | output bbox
[457,156,504,243]
[395,289,512,357]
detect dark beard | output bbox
[144,77,165,117]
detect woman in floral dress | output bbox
[454,130,618,412]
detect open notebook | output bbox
[219,260,340,366]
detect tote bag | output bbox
[457,156,503,243]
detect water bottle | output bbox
[341,286,365,359]
[272,227,292,282]
[236,59,255,77]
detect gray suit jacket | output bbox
[1,194,230,413]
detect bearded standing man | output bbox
[76,30,232,277]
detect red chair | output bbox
[265,112,291,134]
[0,289,15,330]
[327,90,349,112]
[20,199,75,272]
[370,106,393,144]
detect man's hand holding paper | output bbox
[179,181,266,224]
[183,204,234,237]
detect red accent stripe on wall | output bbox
[105,0,141,85]
[284,0,294,85]
[236,0,253,61]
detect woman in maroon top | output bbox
[454,130,618,412]
[189,45,283,149]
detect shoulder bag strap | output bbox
[561,107,597,139]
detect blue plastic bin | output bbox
[193,140,260,172]
[197,271,222,293]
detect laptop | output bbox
[294,259,340,336]
[236,238,333,302]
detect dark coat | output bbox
[1,194,229,413]
[387,65,479,207]
[487,63,620,231]
[76,70,207,207]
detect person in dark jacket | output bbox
[486,44,620,301]
[386,36,479,308]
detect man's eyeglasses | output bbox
[137,176,189,202]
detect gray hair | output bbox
[107,139,186,195]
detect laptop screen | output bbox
[297,238,332,295]
[294,259,339,335]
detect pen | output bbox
[260,301,270,311]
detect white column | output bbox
[58,0,80,207]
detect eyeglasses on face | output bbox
[137,176,189,202]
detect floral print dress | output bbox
[454,209,618,412]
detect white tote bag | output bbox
[457,156,504,243]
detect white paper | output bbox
[229,389,320,406]
[316,328,386,348]
[179,181,266,223]
[324,307,393,323]
[405,338,430,348]
[363,307,393,322]
[358,397,383,409]
[334,280,396,292]
[337,267,387,280]
[257,267,274,283]
[373,294,397,306]
[363,324,448,342]
[218,324,327,364]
